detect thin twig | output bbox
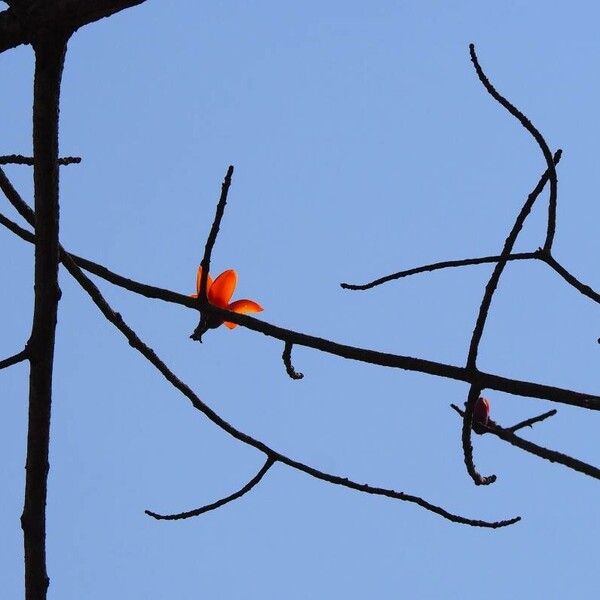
[542,253,600,305]
[1,206,599,412]
[450,404,600,479]
[0,154,81,166]
[190,166,234,341]
[469,43,558,251]
[506,409,557,433]
[462,44,562,486]
[282,341,304,380]
[341,252,537,291]
[146,456,277,520]
[0,348,28,370]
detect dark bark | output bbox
[20,34,67,600]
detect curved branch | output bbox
[451,404,600,480]
[0,204,598,412]
[341,252,537,291]
[463,44,562,485]
[461,388,497,485]
[469,43,558,251]
[0,1,150,54]
[542,253,600,305]
[145,456,276,521]
[282,342,304,380]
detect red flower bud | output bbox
[473,396,490,427]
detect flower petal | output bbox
[209,269,237,307]
[228,299,263,314]
[195,265,213,296]
[223,321,238,329]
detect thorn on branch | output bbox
[282,341,304,380]
[0,154,81,166]
[145,456,276,521]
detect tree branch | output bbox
[341,252,537,291]
[506,409,557,433]
[0,1,149,54]
[469,43,558,252]
[450,404,600,479]
[0,347,28,370]
[282,341,304,380]
[21,34,67,600]
[0,154,80,166]
[145,456,277,521]
[462,44,562,486]
[0,201,598,413]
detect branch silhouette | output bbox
[145,456,277,521]
[450,404,600,480]
[0,197,597,412]
[461,44,561,486]
[0,171,517,529]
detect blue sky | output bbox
[1,1,599,598]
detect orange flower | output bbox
[192,266,263,329]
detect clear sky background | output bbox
[1,1,600,598]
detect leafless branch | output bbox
[145,456,277,521]
[0,347,28,370]
[450,404,600,479]
[191,165,234,341]
[469,43,558,252]
[506,409,557,433]
[0,154,80,166]
[341,252,537,291]
[461,44,562,486]
[282,342,304,380]
[0,203,598,413]
[20,35,68,600]
[0,171,517,528]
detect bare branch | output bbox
[461,388,497,485]
[0,163,516,529]
[0,1,149,54]
[469,43,558,252]
[146,456,277,521]
[0,347,28,370]
[282,342,304,380]
[451,404,600,479]
[506,409,557,433]
[21,35,67,600]
[462,44,562,486]
[0,154,81,166]
[341,253,537,291]
[542,253,600,305]
[1,205,599,412]
[191,165,234,342]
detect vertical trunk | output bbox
[21,34,67,600]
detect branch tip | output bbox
[282,342,304,380]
